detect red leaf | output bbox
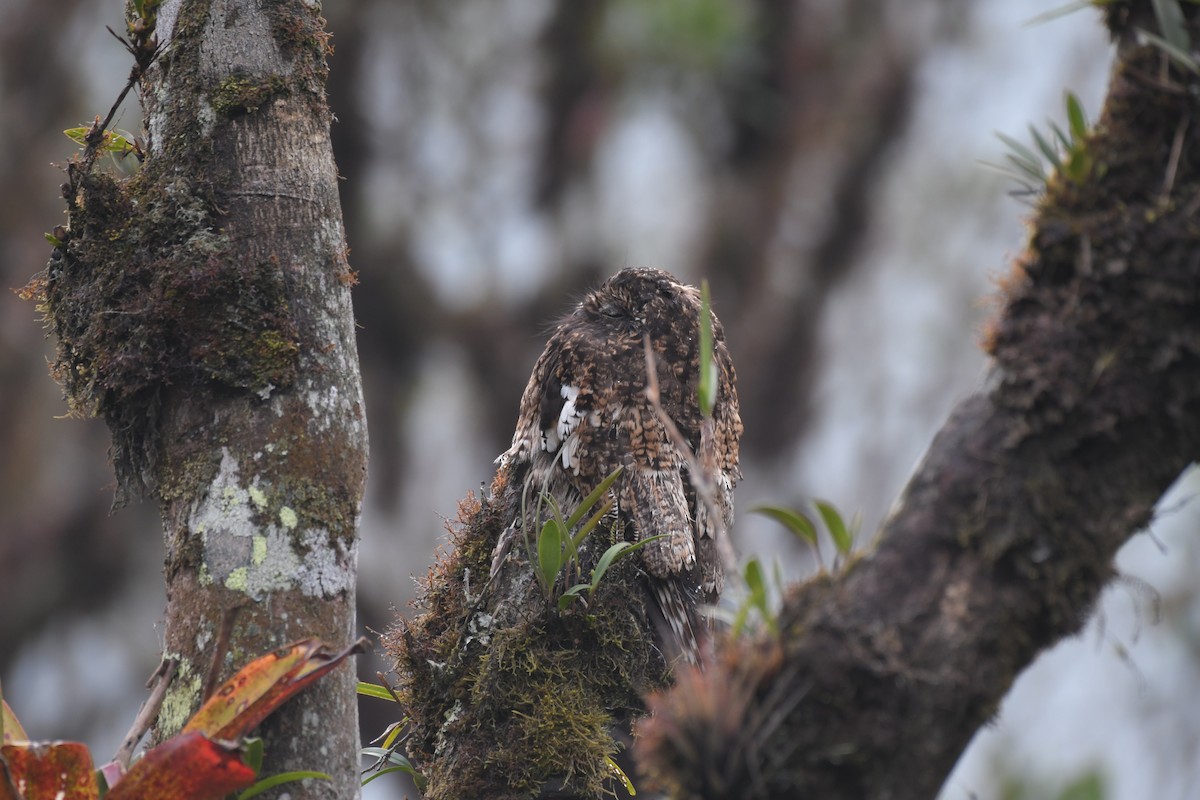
[1,741,98,800]
[184,637,364,740]
[105,731,254,800]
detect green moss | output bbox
[37,160,300,499]
[386,468,671,799]
[210,73,291,116]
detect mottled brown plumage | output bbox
[498,268,742,664]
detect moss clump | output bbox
[32,157,299,501]
[211,72,291,115]
[386,467,671,799]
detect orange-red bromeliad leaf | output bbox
[105,731,255,800]
[1,741,98,800]
[184,638,364,741]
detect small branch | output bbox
[114,656,178,768]
[202,605,243,701]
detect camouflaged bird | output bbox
[497,268,742,665]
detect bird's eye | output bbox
[598,302,624,318]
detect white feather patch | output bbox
[557,384,583,440]
[544,384,583,473]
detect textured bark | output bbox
[39,0,366,797]
[637,5,1200,798]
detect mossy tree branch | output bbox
[637,4,1200,798]
[386,469,670,800]
[36,0,366,796]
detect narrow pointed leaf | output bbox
[356,682,397,702]
[537,518,563,593]
[237,770,330,799]
[1065,91,1088,142]
[751,505,818,546]
[569,497,615,551]
[1029,124,1061,168]
[814,500,853,555]
[565,466,624,530]
[995,132,1044,175]
[1137,29,1200,74]
[1151,0,1189,52]
[605,754,637,795]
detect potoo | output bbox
[497,268,742,665]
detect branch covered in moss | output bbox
[637,5,1200,798]
[386,467,672,800]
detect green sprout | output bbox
[529,466,664,611]
[752,499,859,565]
[986,91,1096,195]
[357,681,427,791]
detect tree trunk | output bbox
[42,0,366,796]
[637,4,1200,797]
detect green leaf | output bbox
[1056,771,1106,800]
[558,584,589,611]
[63,126,138,155]
[814,499,853,555]
[588,542,636,594]
[587,534,669,596]
[995,131,1045,178]
[356,682,396,701]
[605,754,637,795]
[238,771,331,799]
[242,737,264,775]
[569,497,615,552]
[1003,153,1045,183]
[565,466,624,530]
[1029,124,1062,170]
[1065,91,1089,142]
[744,558,767,602]
[362,765,416,787]
[379,721,403,750]
[752,504,818,546]
[1137,29,1200,74]
[731,557,775,636]
[361,748,426,790]
[44,231,63,247]
[537,517,564,593]
[1048,120,1072,153]
[698,279,717,417]
[64,127,90,146]
[1024,1,1101,27]
[1151,0,1190,52]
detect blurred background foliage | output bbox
[2,1,1197,798]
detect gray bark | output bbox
[42,0,366,796]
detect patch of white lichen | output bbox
[188,447,354,600]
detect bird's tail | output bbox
[647,577,705,667]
